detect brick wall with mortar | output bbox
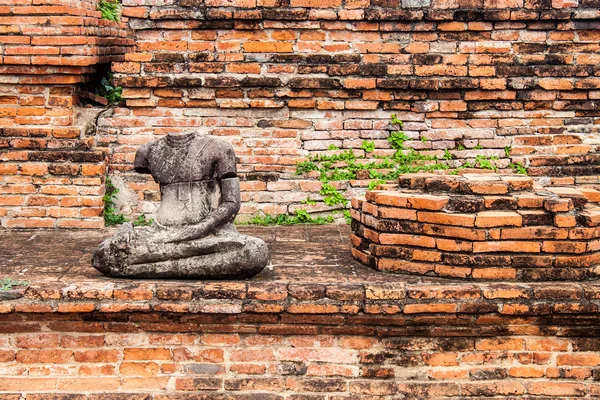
[1,280,600,397]
[0,0,132,228]
[2,1,600,225]
[97,0,600,220]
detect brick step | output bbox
[514,153,600,167]
[528,165,600,177]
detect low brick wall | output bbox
[2,279,600,398]
[351,173,600,281]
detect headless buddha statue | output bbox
[92,132,270,279]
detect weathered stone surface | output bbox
[92,133,269,279]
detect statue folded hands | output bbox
[92,132,270,279]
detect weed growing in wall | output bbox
[238,209,334,226]
[103,178,128,226]
[96,73,123,104]
[97,0,121,22]
[103,178,154,227]
[243,114,528,226]
[0,277,29,291]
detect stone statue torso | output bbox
[134,133,237,227]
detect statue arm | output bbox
[164,177,240,243]
[134,143,151,174]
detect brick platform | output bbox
[351,173,600,281]
[1,226,600,398]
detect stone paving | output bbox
[0,225,442,286]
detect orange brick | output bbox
[475,211,522,227]
[378,207,417,220]
[407,194,449,210]
[290,0,341,6]
[508,366,544,378]
[423,224,486,241]
[436,238,473,252]
[501,227,568,240]
[475,338,524,351]
[379,233,436,248]
[378,258,435,275]
[557,353,600,366]
[412,249,443,262]
[472,268,517,280]
[555,213,577,227]
[74,350,119,363]
[17,350,72,364]
[244,42,293,53]
[81,164,105,176]
[542,241,587,254]
[123,348,172,361]
[473,240,542,253]
[423,352,459,366]
[417,212,475,227]
[371,191,409,207]
[527,382,586,397]
[403,303,457,314]
[120,362,160,376]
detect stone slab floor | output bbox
[0,225,446,286]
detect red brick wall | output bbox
[1,280,600,397]
[2,0,600,226]
[2,330,600,397]
[98,0,600,219]
[0,0,132,228]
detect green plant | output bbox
[391,113,404,128]
[368,179,386,190]
[475,155,497,171]
[0,277,29,291]
[327,144,339,150]
[361,140,375,153]
[329,169,356,181]
[132,215,154,226]
[296,160,319,175]
[290,114,512,226]
[238,210,334,226]
[509,162,528,175]
[96,73,122,103]
[421,136,428,143]
[504,146,512,158]
[457,144,465,151]
[388,131,409,151]
[97,0,120,21]
[342,209,352,224]
[473,144,483,150]
[301,197,317,205]
[103,177,128,226]
[320,183,347,207]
